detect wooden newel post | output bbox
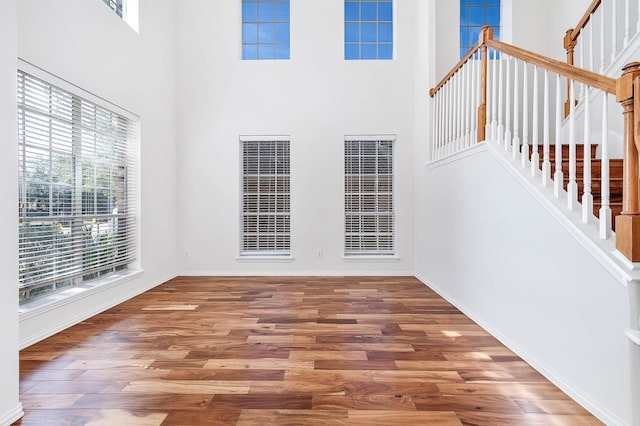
[477,26,493,142]
[616,62,640,262]
[564,29,577,118]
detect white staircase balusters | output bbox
[531,66,540,176]
[625,0,631,48]
[612,0,618,62]
[512,59,520,159]
[491,50,498,141]
[459,66,465,150]
[600,5,606,74]
[473,52,480,144]
[504,56,512,152]
[497,53,505,145]
[568,79,579,211]
[582,87,594,224]
[589,14,594,72]
[554,74,564,199]
[432,90,437,160]
[600,93,612,239]
[542,69,551,186]
[442,84,451,156]
[465,57,471,148]
[522,62,530,167]
[579,33,585,101]
[448,78,453,156]
[456,67,462,152]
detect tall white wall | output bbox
[176,0,416,276]
[0,0,23,423]
[17,0,178,346]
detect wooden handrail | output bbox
[430,42,482,98]
[486,39,616,94]
[567,0,602,43]
[430,29,616,99]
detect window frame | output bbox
[239,135,291,257]
[344,135,396,257]
[460,0,501,58]
[344,0,394,60]
[17,61,139,304]
[242,0,291,60]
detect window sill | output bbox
[19,269,144,319]
[342,255,400,263]
[236,256,294,263]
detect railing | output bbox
[430,26,640,262]
[565,0,640,113]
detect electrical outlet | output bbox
[185,250,191,257]
[316,249,323,258]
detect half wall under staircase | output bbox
[424,22,640,426]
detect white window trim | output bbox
[344,134,397,257]
[17,59,141,306]
[344,0,395,60]
[239,135,292,257]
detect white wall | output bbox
[17,0,178,346]
[0,0,23,423]
[413,144,632,425]
[176,0,416,276]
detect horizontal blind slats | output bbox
[18,70,137,303]
[241,139,290,255]
[344,139,395,256]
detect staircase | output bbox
[532,144,623,225]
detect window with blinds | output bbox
[240,138,290,256]
[344,137,395,256]
[18,69,138,303]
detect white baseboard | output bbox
[177,270,415,277]
[414,272,628,426]
[19,272,176,349]
[0,403,23,426]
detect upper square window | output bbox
[460,0,500,58]
[344,0,393,60]
[242,0,291,60]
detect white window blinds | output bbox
[18,69,138,303]
[241,138,290,256]
[344,138,395,255]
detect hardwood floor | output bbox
[14,276,602,425]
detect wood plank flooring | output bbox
[14,276,602,425]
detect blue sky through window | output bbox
[460,0,500,58]
[345,0,393,60]
[243,0,290,60]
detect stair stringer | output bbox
[486,139,638,283]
